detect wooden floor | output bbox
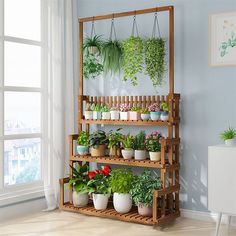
[0,210,236,236]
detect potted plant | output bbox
[110,168,134,213]
[140,108,150,121]
[110,106,120,120]
[101,39,123,75]
[148,103,161,121]
[121,134,134,160]
[101,105,111,120]
[83,35,103,55]
[122,36,143,86]
[91,103,102,120]
[76,131,89,155]
[108,128,123,157]
[129,106,141,121]
[133,131,147,160]
[84,103,93,120]
[119,104,130,120]
[129,170,161,216]
[68,163,89,207]
[220,127,236,146]
[89,130,108,157]
[160,102,169,121]
[144,38,166,88]
[145,131,162,161]
[87,165,112,210]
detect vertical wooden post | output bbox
[79,21,83,96]
[169,6,174,95]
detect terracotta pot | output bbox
[113,193,132,213]
[138,203,152,216]
[109,147,121,157]
[84,111,93,120]
[121,148,134,160]
[93,193,109,210]
[90,145,106,157]
[149,151,161,161]
[73,192,89,207]
[129,111,141,121]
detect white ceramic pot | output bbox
[113,193,132,213]
[120,112,128,120]
[149,151,161,161]
[150,112,161,121]
[160,111,168,121]
[93,193,109,210]
[93,111,102,120]
[134,150,147,160]
[138,203,152,216]
[88,46,98,55]
[84,111,93,120]
[102,112,111,120]
[73,191,89,207]
[110,111,119,120]
[121,149,134,160]
[141,113,150,121]
[225,139,236,146]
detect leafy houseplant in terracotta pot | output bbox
[120,103,130,121]
[145,131,162,161]
[129,106,141,121]
[84,103,93,120]
[160,102,169,121]
[108,128,123,157]
[148,103,161,121]
[110,168,134,213]
[87,166,112,210]
[91,103,102,120]
[140,108,150,121]
[130,170,161,217]
[76,131,89,155]
[133,131,147,160]
[121,134,134,160]
[220,127,236,146]
[89,130,108,157]
[110,106,120,120]
[101,105,111,120]
[68,163,89,207]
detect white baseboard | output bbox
[181,208,236,227]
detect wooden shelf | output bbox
[71,155,180,170]
[80,119,179,126]
[60,201,180,226]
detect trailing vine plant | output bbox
[83,54,103,79]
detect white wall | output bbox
[77,0,236,212]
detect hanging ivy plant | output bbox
[122,36,144,86]
[83,54,103,79]
[144,38,166,88]
[101,40,123,75]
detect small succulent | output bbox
[110,106,119,111]
[120,104,130,112]
[130,106,140,112]
[148,103,160,112]
[220,127,236,141]
[161,102,168,112]
[91,104,102,112]
[85,103,91,111]
[101,105,110,112]
[140,108,150,114]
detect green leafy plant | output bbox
[129,170,161,207]
[83,54,103,79]
[161,102,168,112]
[108,128,123,149]
[68,164,89,193]
[109,168,134,194]
[130,106,140,112]
[101,105,110,112]
[140,108,150,114]
[122,134,134,149]
[122,36,144,86]
[77,131,89,146]
[144,38,166,88]
[91,104,102,112]
[89,130,108,148]
[133,131,146,150]
[83,35,104,55]
[220,127,236,141]
[101,40,123,75]
[85,103,92,111]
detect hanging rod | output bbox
[79,5,173,23]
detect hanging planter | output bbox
[101,18,123,75]
[122,15,143,86]
[144,13,166,88]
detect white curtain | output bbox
[43,0,78,210]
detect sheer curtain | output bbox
[43,0,78,210]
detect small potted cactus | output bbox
[121,134,134,160]
[110,106,120,120]
[148,103,161,121]
[140,108,150,121]
[129,106,141,121]
[84,103,93,120]
[160,102,169,121]
[120,104,130,121]
[91,103,102,120]
[101,105,111,120]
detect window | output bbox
[0,0,47,205]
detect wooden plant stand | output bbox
[59,5,180,227]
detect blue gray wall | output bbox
[77,0,236,212]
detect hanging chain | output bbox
[152,12,161,38]
[131,13,139,37]
[109,15,117,41]
[90,17,96,38]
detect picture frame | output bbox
[210,11,236,67]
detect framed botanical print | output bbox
[210,11,236,66]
